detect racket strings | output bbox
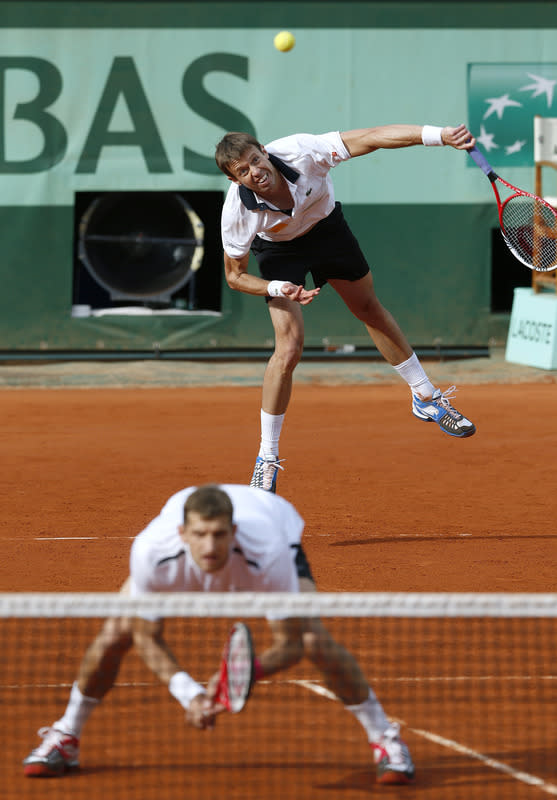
[225,623,255,712]
[501,196,557,272]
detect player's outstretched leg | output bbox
[300,619,415,785]
[249,455,285,493]
[23,616,132,778]
[23,726,80,777]
[412,385,476,438]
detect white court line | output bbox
[5,675,557,689]
[405,725,557,796]
[388,675,557,682]
[0,537,134,541]
[294,680,557,797]
[2,534,478,541]
[32,537,135,541]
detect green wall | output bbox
[0,202,495,350]
[0,1,553,353]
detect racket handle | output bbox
[254,657,264,682]
[214,659,230,710]
[468,145,497,179]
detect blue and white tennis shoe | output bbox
[412,386,476,438]
[249,456,285,493]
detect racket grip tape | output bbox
[468,145,497,179]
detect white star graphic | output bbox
[477,125,499,152]
[482,93,523,120]
[519,73,557,108]
[505,140,527,155]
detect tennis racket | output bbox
[468,145,557,272]
[214,622,255,713]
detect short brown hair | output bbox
[184,484,234,523]
[215,132,263,177]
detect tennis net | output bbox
[2,592,556,800]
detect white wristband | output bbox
[267,280,288,298]
[168,670,205,709]
[422,125,444,146]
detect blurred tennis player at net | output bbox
[216,124,477,492]
[23,484,414,785]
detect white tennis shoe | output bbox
[23,725,80,777]
[371,722,415,785]
[412,386,476,438]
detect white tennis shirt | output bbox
[221,131,351,259]
[129,484,304,601]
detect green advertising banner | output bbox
[3,27,557,208]
[0,3,555,352]
[468,64,557,167]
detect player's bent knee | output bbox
[301,620,335,661]
[287,638,305,666]
[268,619,305,666]
[98,616,134,649]
[272,346,303,373]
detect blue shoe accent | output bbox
[249,456,284,492]
[412,386,476,438]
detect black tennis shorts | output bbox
[291,543,314,581]
[251,201,370,289]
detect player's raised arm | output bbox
[340,123,475,156]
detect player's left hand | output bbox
[442,124,476,150]
[281,283,320,306]
[186,692,225,730]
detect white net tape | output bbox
[1,592,556,618]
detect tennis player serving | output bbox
[23,484,414,786]
[216,123,477,492]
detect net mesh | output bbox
[3,592,557,800]
[501,195,557,271]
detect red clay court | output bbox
[1,352,556,799]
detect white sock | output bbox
[54,682,100,737]
[258,410,285,460]
[345,688,390,744]
[393,353,435,400]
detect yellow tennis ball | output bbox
[274,31,295,52]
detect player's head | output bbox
[216,133,281,197]
[180,485,236,573]
[215,132,264,178]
